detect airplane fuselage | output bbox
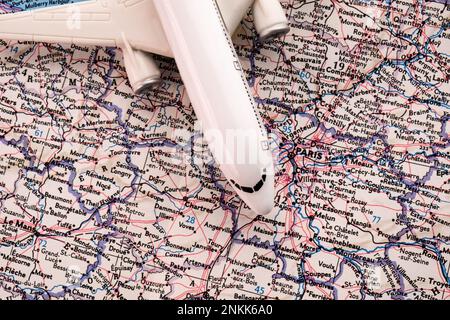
[0,0,291,215]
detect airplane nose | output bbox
[249,189,274,215]
[230,166,275,215]
[248,173,274,215]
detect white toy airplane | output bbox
[0,0,290,215]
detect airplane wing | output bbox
[0,0,254,57]
[0,0,173,57]
[217,0,254,35]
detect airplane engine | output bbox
[122,48,162,95]
[252,0,290,42]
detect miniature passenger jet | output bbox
[0,0,290,215]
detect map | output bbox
[0,0,449,300]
